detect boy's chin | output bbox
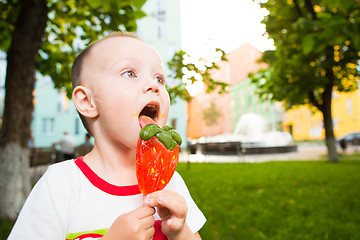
[121,135,140,151]
[130,137,140,150]
[124,143,138,152]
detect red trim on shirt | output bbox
[66,233,104,240]
[74,157,141,196]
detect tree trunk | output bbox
[321,83,339,163]
[322,108,339,162]
[0,144,31,220]
[0,0,47,220]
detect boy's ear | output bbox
[72,86,98,118]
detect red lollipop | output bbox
[136,124,182,195]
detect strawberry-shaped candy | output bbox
[136,124,182,195]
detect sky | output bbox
[180,0,275,58]
[178,0,275,96]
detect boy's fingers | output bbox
[141,214,156,230]
[143,191,165,207]
[144,191,177,207]
[139,210,156,240]
[144,227,156,240]
[133,205,156,219]
[143,191,187,218]
[129,207,156,238]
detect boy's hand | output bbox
[102,206,156,240]
[144,190,199,240]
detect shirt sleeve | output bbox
[8,165,70,240]
[167,171,207,233]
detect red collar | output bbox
[74,157,141,196]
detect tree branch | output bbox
[304,0,318,20]
[308,90,322,111]
[292,0,303,18]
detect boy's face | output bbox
[82,37,170,149]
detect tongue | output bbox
[139,115,156,128]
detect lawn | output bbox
[1,155,359,239]
[177,156,360,240]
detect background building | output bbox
[187,42,360,142]
[31,76,86,147]
[187,43,281,139]
[283,90,360,140]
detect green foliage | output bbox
[0,0,146,97]
[177,158,360,240]
[203,101,221,126]
[249,0,360,108]
[0,1,20,51]
[167,48,229,103]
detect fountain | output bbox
[192,113,297,155]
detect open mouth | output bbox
[138,102,159,128]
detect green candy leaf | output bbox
[139,124,182,150]
[170,130,182,146]
[162,125,173,131]
[156,131,177,150]
[139,124,161,140]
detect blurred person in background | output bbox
[77,133,93,156]
[52,130,76,161]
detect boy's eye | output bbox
[122,70,136,78]
[154,76,165,85]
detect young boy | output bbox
[8,32,206,240]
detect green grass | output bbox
[177,157,360,240]
[2,155,359,240]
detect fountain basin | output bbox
[191,141,297,155]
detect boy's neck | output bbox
[83,145,138,186]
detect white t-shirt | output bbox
[8,158,206,239]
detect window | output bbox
[332,118,339,130]
[158,23,166,40]
[42,118,54,135]
[171,118,177,130]
[57,91,69,113]
[157,0,166,40]
[75,118,80,135]
[346,98,353,114]
[310,121,322,138]
[157,0,166,17]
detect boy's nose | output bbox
[144,79,160,94]
[147,86,159,94]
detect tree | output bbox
[203,101,222,126]
[167,48,228,103]
[0,0,146,220]
[249,0,360,162]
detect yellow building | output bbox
[283,90,360,140]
